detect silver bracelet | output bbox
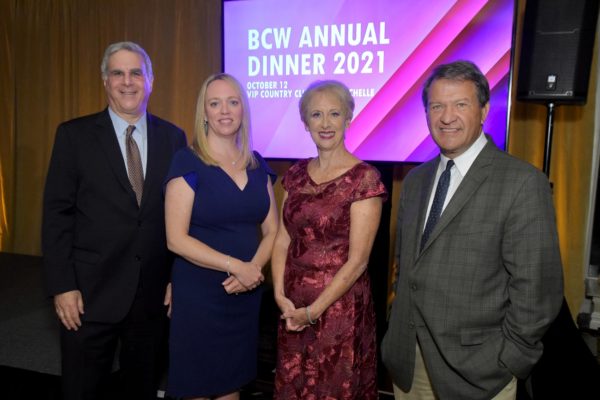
[306,306,316,325]
[225,256,231,276]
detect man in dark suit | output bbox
[42,41,187,400]
[381,61,564,399]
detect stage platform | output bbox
[0,253,60,376]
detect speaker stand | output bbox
[543,102,555,177]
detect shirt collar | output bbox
[440,133,487,177]
[108,107,147,137]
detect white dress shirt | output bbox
[423,133,488,232]
[108,107,148,177]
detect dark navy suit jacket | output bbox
[42,108,187,322]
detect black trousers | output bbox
[59,289,168,400]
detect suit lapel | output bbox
[418,140,496,255]
[414,159,439,257]
[140,113,165,211]
[94,109,138,203]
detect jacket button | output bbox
[135,255,141,261]
[411,284,417,291]
[408,321,415,329]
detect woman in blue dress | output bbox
[164,73,278,400]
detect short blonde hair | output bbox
[191,73,257,168]
[299,80,355,125]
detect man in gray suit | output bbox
[381,61,563,399]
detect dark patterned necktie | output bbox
[420,160,454,251]
[126,125,144,206]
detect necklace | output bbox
[231,154,241,166]
[214,151,241,167]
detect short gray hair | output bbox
[100,41,153,80]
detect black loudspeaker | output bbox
[517,0,599,104]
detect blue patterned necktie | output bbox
[420,160,454,251]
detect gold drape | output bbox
[508,0,598,314]
[0,0,596,314]
[0,0,15,251]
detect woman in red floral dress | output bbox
[271,80,387,399]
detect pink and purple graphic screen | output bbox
[223,0,515,162]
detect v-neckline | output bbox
[218,165,249,192]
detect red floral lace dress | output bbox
[274,159,387,400]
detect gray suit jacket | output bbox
[381,139,563,399]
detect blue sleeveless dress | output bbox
[165,147,275,398]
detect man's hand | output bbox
[54,290,84,330]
